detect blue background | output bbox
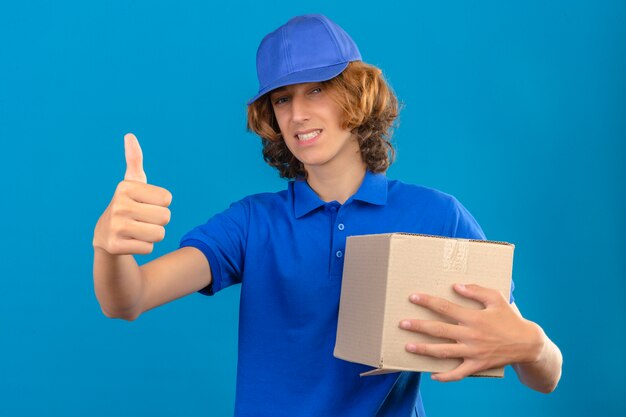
[1,0,624,416]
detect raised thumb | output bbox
[124,133,148,183]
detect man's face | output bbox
[269,82,361,174]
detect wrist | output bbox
[520,320,547,364]
[93,240,110,255]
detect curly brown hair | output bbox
[246,61,399,179]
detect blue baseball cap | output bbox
[247,14,362,105]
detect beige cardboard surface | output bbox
[334,233,514,378]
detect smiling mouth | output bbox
[296,130,322,141]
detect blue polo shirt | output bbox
[179,171,513,417]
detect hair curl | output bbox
[246,61,399,179]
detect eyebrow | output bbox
[269,87,287,99]
[270,82,321,97]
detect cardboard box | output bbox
[333,233,514,377]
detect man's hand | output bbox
[92,133,173,255]
[399,283,545,382]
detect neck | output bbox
[306,161,367,204]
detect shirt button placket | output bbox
[329,205,345,277]
[334,219,344,268]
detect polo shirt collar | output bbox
[352,170,388,205]
[293,170,388,219]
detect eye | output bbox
[273,96,289,105]
[310,87,322,94]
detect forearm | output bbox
[93,246,145,320]
[513,324,563,393]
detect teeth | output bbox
[297,130,321,141]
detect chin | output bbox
[293,153,330,168]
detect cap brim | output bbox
[246,62,350,106]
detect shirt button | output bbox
[336,250,343,258]
[330,206,337,212]
[338,223,345,231]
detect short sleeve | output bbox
[178,199,249,295]
[443,196,515,304]
[442,196,486,240]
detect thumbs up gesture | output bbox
[93,133,173,255]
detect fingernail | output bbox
[400,320,411,329]
[456,283,466,291]
[410,294,420,303]
[406,344,417,353]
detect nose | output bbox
[290,94,310,124]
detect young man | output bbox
[93,14,562,417]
